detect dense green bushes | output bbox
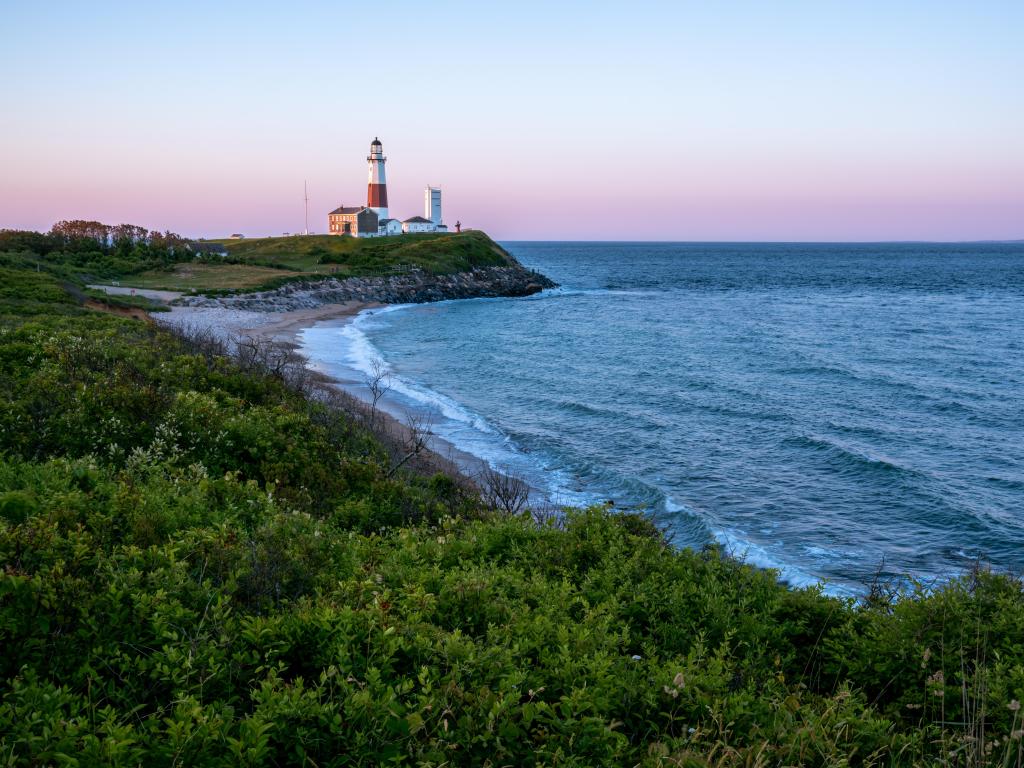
[1,253,1024,765]
[0,316,458,526]
[0,266,76,317]
[0,221,197,283]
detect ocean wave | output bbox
[669,385,791,423]
[928,398,978,417]
[337,313,498,435]
[555,399,619,418]
[529,286,656,300]
[314,308,605,509]
[662,497,855,596]
[824,420,894,441]
[985,475,1024,492]
[783,434,927,482]
[712,528,857,595]
[775,364,861,379]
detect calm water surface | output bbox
[300,242,1024,592]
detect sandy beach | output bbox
[239,301,383,344]
[158,300,379,346]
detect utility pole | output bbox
[304,180,310,235]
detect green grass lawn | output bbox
[121,263,307,291]
[206,232,454,261]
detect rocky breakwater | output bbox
[179,264,557,312]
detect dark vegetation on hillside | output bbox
[1,229,1024,765]
[0,222,516,297]
[212,230,514,274]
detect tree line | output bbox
[2,219,196,253]
[0,220,223,278]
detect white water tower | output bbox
[424,186,442,225]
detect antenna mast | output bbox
[303,181,309,235]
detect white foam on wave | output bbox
[337,307,499,435]
[664,496,856,597]
[540,286,656,299]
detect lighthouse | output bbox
[366,137,388,219]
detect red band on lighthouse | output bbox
[367,183,388,208]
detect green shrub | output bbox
[0,490,37,524]
[1,239,1023,766]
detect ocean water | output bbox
[299,242,1024,593]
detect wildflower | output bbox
[631,655,642,661]
[662,685,679,698]
[673,672,685,688]
[1010,700,1021,712]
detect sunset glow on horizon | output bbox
[2,1,1022,241]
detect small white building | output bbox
[378,218,403,236]
[402,216,436,233]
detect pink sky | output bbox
[2,2,1021,241]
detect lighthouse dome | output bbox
[371,137,382,146]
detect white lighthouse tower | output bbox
[366,138,388,219]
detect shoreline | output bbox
[159,299,379,344]
[155,301,496,492]
[154,297,852,594]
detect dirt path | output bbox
[83,299,153,322]
[87,284,184,303]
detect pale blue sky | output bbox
[2,1,1021,239]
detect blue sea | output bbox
[299,242,1024,593]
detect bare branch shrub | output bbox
[365,358,391,431]
[230,333,311,392]
[479,464,530,516]
[864,557,902,610]
[387,409,434,478]
[173,322,228,365]
[530,502,563,527]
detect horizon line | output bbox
[495,238,1024,245]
